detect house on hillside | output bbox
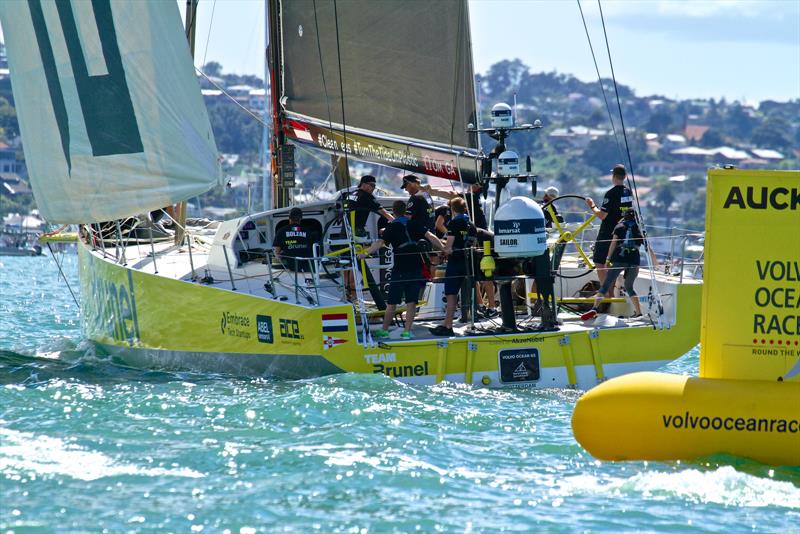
[684,124,709,142]
[0,143,18,174]
[548,125,607,150]
[750,149,784,161]
[662,134,687,151]
[1,172,31,197]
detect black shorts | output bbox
[387,271,422,305]
[444,260,468,295]
[592,233,612,265]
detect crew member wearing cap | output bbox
[585,164,634,288]
[541,186,563,229]
[401,175,434,233]
[358,200,444,340]
[273,207,313,272]
[352,174,393,235]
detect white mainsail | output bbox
[0,0,220,224]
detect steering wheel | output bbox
[540,194,598,279]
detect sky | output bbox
[175,0,799,104]
[0,1,796,103]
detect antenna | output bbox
[513,92,518,124]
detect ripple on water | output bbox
[1,256,798,532]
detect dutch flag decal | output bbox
[322,313,348,333]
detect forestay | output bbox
[0,0,220,224]
[278,0,479,182]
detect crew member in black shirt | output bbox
[585,164,634,289]
[359,200,443,339]
[425,181,497,318]
[582,209,645,320]
[352,174,393,236]
[433,203,451,239]
[429,197,476,336]
[402,174,434,233]
[272,207,313,272]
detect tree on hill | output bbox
[202,61,223,77]
[751,116,793,151]
[0,96,18,141]
[699,128,724,148]
[645,109,673,135]
[724,103,755,139]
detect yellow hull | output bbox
[78,240,701,388]
[572,372,800,465]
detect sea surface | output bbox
[1,254,798,533]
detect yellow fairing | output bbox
[572,372,800,466]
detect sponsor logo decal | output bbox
[279,318,303,339]
[279,318,304,345]
[323,336,347,350]
[88,269,140,346]
[220,312,252,339]
[322,313,349,333]
[373,361,429,378]
[256,315,274,344]
[364,352,396,364]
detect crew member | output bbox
[425,182,497,318]
[433,203,451,239]
[582,209,644,320]
[585,164,633,288]
[541,186,563,229]
[273,207,312,272]
[352,174,393,237]
[429,197,476,336]
[402,175,435,233]
[358,200,443,339]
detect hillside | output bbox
[1,58,797,231]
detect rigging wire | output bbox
[576,0,625,164]
[332,0,351,187]
[47,243,79,309]
[596,0,642,217]
[311,0,337,156]
[596,0,665,322]
[200,0,217,70]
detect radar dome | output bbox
[493,197,547,258]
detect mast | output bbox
[261,2,272,211]
[175,0,198,244]
[267,0,292,209]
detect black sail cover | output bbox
[279,0,479,182]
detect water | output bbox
[1,254,798,533]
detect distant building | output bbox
[0,142,19,174]
[662,134,687,150]
[750,149,784,160]
[0,172,31,196]
[548,125,607,150]
[684,124,709,142]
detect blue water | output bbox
[1,254,798,533]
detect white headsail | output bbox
[0,0,220,224]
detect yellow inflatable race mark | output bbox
[572,169,800,466]
[571,372,800,466]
